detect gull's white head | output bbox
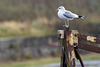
[58,6,65,11]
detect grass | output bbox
[0,53,100,67]
[0,57,60,67]
[80,53,100,61]
[0,21,56,37]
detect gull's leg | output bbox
[63,21,69,28]
[67,21,69,27]
[63,21,68,27]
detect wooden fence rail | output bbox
[78,33,100,44]
[57,27,100,67]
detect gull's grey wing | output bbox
[63,11,78,18]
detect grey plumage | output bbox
[57,6,84,27]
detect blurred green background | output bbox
[0,0,100,37]
[0,0,100,67]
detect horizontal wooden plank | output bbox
[78,43,100,53]
[95,38,100,44]
[78,33,100,44]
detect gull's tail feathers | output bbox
[78,16,84,19]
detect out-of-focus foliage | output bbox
[0,0,100,37]
[0,0,59,21]
[0,0,100,21]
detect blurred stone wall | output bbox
[0,36,59,61]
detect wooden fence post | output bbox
[58,27,100,67]
[58,28,78,67]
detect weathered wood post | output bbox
[58,24,100,67]
[58,27,78,67]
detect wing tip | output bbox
[79,16,85,19]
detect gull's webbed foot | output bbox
[63,25,69,28]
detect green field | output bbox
[0,57,60,67]
[0,0,100,37]
[0,53,100,67]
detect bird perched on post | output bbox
[57,6,84,28]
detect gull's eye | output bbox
[59,8,61,9]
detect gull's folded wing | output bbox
[63,11,78,18]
